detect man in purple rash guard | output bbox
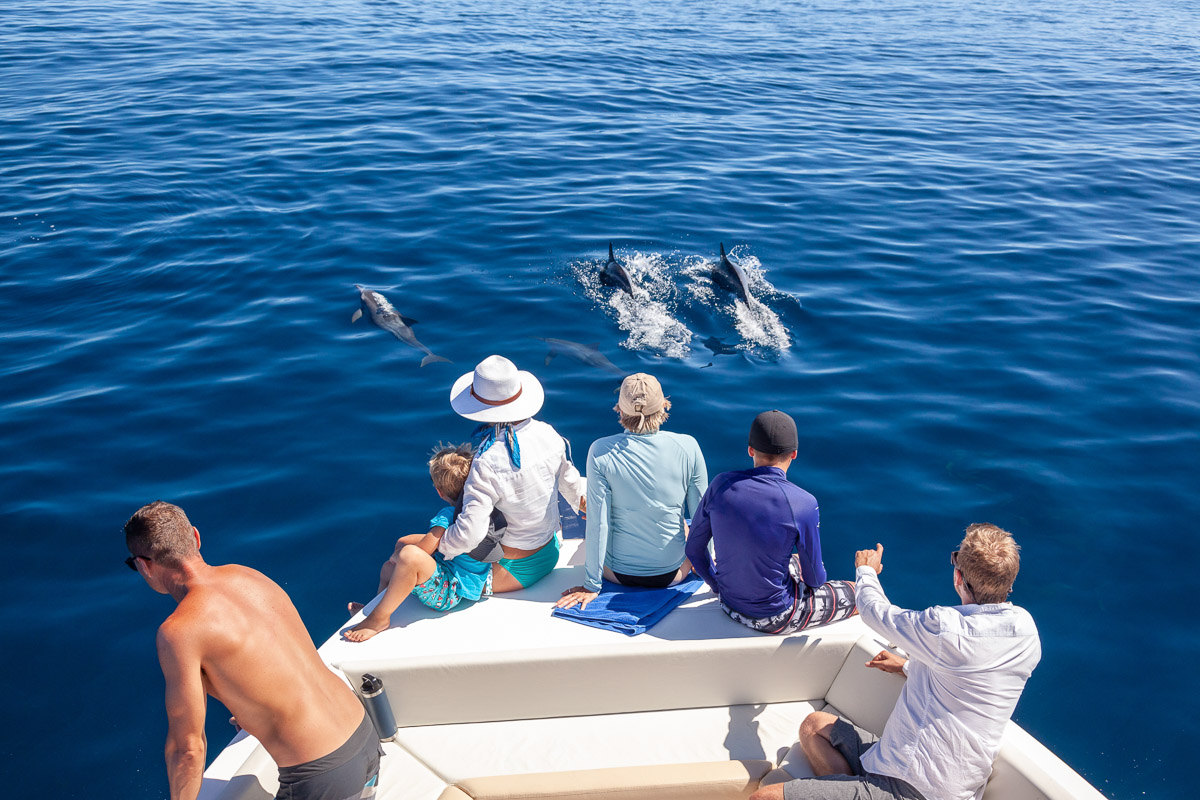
[685,410,857,634]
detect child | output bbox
[344,444,503,642]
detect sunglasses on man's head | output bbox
[125,555,145,571]
[950,549,975,596]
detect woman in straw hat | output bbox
[345,355,585,640]
[439,355,585,590]
[556,373,708,611]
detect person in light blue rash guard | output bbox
[557,373,707,610]
[685,410,857,634]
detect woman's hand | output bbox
[556,586,599,610]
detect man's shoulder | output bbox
[963,602,1040,634]
[779,480,817,506]
[656,430,702,455]
[928,602,1041,638]
[588,431,629,460]
[163,566,274,634]
[706,469,744,493]
[710,467,809,495]
[158,594,216,654]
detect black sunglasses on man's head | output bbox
[950,549,975,597]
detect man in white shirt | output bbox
[752,523,1041,800]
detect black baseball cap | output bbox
[748,410,798,455]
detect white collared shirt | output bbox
[439,419,586,558]
[855,566,1042,800]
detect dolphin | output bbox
[352,285,451,367]
[599,242,639,295]
[702,336,740,357]
[537,337,625,376]
[712,243,753,305]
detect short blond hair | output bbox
[429,443,473,501]
[617,399,671,434]
[956,523,1021,604]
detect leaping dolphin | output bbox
[352,285,451,367]
[599,242,639,295]
[712,243,753,305]
[537,337,625,376]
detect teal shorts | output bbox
[497,534,561,588]
[413,554,494,612]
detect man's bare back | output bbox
[159,564,364,768]
[128,502,378,800]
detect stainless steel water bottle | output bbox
[358,673,398,742]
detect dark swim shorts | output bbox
[275,712,381,800]
[611,568,680,589]
[781,719,926,800]
[721,554,857,635]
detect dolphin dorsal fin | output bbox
[401,315,418,326]
[720,243,727,258]
[608,242,615,261]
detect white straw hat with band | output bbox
[450,355,545,423]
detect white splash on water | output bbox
[573,246,793,358]
[573,251,693,359]
[682,248,792,353]
[727,252,791,350]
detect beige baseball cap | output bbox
[615,373,666,417]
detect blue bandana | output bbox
[472,422,521,469]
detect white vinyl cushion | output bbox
[394,701,826,785]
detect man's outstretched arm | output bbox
[854,544,942,665]
[158,621,208,800]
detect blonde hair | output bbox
[956,523,1021,604]
[429,443,473,501]
[617,399,671,434]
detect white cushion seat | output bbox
[395,701,826,785]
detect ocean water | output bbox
[2,0,1198,797]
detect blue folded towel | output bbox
[551,575,704,636]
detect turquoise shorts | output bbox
[497,534,561,588]
[413,553,494,612]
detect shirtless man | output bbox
[125,501,380,800]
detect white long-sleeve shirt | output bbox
[855,566,1041,800]
[439,419,586,558]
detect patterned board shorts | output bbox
[412,557,494,612]
[722,555,857,635]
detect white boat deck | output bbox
[319,536,838,661]
[200,537,1106,800]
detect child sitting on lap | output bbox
[344,444,503,642]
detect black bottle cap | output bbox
[361,673,383,694]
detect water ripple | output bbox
[3,1,1200,798]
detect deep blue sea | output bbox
[2,0,1198,797]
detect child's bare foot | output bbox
[343,611,390,642]
[347,601,365,616]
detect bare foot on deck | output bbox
[347,601,365,615]
[343,611,391,642]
